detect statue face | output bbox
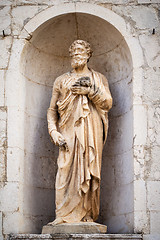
[71,44,89,69]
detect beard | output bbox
[71,57,87,69]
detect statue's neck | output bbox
[73,64,91,76]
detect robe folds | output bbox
[47,69,112,223]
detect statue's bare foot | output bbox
[82,216,94,222]
[47,217,64,225]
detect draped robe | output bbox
[47,69,112,223]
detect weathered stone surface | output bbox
[143,234,160,240]
[0,0,11,5]
[150,211,160,234]
[0,71,5,106]
[0,212,2,236]
[147,181,160,211]
[138,0,160,3]
[42,222,107,234]
[7,147,24,182]
[134,211,149,234]
[139,34,160,69]
[133,105,147,145]
[0,148,6,182]
[134,180,146,212]
[131,7,159,29]
[12,6,47,36]
[0,37,12,69]
[0,107,7,182]
[0,6,11,36]
[3,212,21,235]
[9,233,142,240]
[0,1,160,239]
[0,182,19,212]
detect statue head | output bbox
[69,40,93,69]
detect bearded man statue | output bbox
[47,40,112,225]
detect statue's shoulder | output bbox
[54,72,70,87]
[91,69,107,81]
[91,69,109,88]
[55,72,70,82]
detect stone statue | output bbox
[47,40,112,225]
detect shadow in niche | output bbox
[23,85,59,232]
[21,11,133,234]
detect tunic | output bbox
[47,69,112,223]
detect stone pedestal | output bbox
[42,222,107,234]
[9,233,143,240]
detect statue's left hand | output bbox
[71,85,90,95]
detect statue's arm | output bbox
[88,75,112,111]
[47,82,59,135]
[47,79,68,150]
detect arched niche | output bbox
[20,12,133,233]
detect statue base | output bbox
[42,222,107,234]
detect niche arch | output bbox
[19,3,143,234]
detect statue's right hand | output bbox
[50,130,68,150]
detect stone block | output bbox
[23,151,56,189]
[0,212,2,236]
[0,6,11,36]
[0,71,5,106]
[131,7,159,29]
[7,107,24,150]
[106,110,133,156]
[0,107,7,151]
[42,222,107,234]
[5,71,25,109]
[7,147,24,182]
[0,0,11,5]
[143,234,160,240]
[150,211,160,234]
[24,3,76,34]
[0,37,12,69]
[109,75,132,118]
[3,212,20,234]
[134,180,146,212]
[14,215,53,234]
[14,0,64,6]
[9,233,143,240]
[139,35,160,69]
[114,150,133,185]
[133,104,147,145]
[0,148,6,182]
[106,213,134,234]
[147,181,160,211]
[112,183,134,216]
[143,68,160,104]
[25,80,52,119]
[134,211,149,234]
[125,37,144,69]
[22,185,54,216]
[134,146,145,163]
[132,68,143,105]
[0,182,19,212]
[0,107,7,182]
[12,6,47,36]
[138,0,160,3]
[145,145,160,180]
[134,145,145,180]
[7,39,26,70]
[134,160,144,180]
[0,107,7,147]
[23,113,54,156]
[147,105,160,143]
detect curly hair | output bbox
[69,40,93,59]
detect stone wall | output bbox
[0,1,160,240]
